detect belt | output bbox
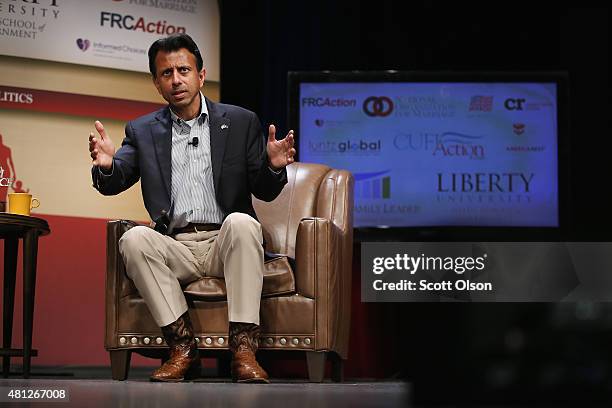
[172,223,221,234]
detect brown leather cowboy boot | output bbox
[229,322,269,383]
[150,312,200,382]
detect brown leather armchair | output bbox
[105,162,354,382]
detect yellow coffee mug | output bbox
[7,193,40,216]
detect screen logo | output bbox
[308,139,381,154]
[469,96,494,112]
[432,142,485,160]
[507,125,546,152]
[363,96,394,117]
[504,98,526,111]
[394,131,484,159]
[301,97,356,108]
[355,170,391,199]
[313,118,359,128]
[437,173,534,193]
[512,123,526,135]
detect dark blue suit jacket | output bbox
[92,97,287,223]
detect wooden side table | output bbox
[0,213,50,378]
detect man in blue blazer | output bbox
[89,34,295,383]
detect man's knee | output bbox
[221,213,262,242]
[119,225,159,257]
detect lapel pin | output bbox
[221,124,229,130]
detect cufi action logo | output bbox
[363,96,393,117]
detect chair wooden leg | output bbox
[330,353,344,382]
[110,350,131,381]
[306,351,327,382]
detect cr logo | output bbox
[363,96,394,117]
[504,98,526,111]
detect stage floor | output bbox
[0,367,411,407]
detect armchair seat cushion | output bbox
[183,256,295,300]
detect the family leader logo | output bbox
[363,96,393,117]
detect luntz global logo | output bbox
[76,38,90,51]
[308,139,381,154]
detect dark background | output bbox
[218,2,609,404]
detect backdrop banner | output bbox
[0,0,220,80]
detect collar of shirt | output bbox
[169,92,208,132]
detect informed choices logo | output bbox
[76,38,90,51]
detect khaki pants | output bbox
[118,212,264,327]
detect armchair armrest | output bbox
[294,217,353,357]
[105,220,139,349]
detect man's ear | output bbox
[199,68,206,88]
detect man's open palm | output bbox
[267,124,296,170]
[89,120,115,170]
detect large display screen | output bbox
[294,76,561,228]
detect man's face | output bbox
[152,48,205,113]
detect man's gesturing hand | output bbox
[266,124,296,171]
[88,120,115,170]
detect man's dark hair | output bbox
[148,34,204,77]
